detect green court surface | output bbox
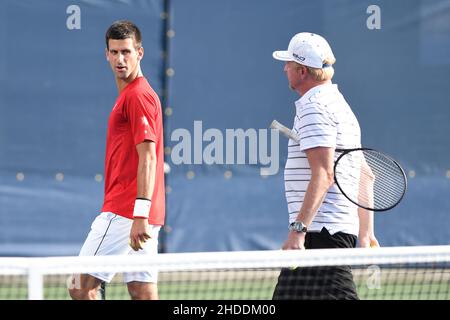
[1,268,448,300]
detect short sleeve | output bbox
[295,104,337,151]
[124,92,158,145]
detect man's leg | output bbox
[125,225,161,300]
[309,228,359,300]
[127,281,159,300]
[68,274,103,300]
[71,213,126,300]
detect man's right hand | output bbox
[282,231,306,250]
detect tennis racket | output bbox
[270,120,407,211]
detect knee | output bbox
[127,283,159,300]
[127,288,139,300]
[68,287,82,300]
[68,288,97,300]
[128,287,147,300]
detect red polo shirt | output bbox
[101,77,165,225]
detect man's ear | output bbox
[299,65,305,75]
[138,46,144,61]
[299,65,307,78]
[105,48,109,61]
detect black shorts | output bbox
[272,227,358,300]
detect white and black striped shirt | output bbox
[285,83,361,236]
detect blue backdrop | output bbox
[0,0,449,256]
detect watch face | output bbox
[290,222,306,232]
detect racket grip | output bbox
[270,120,299,142]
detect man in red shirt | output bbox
[69,20,165,300]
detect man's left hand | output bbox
[129,218,151,251]
[359,233,380,248]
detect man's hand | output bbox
[129,218,151,251]
[359,233,380,248]
[282,231,306,250]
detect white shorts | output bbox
[79,212,161,283]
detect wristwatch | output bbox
[289,221,307,233]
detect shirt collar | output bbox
[295,83,338,112]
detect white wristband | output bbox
[133,198,151,219]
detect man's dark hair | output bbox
[105,20,142,49]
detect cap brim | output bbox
[272,50,292,61]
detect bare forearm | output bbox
[297,170,332,226]
[358,208,374,236]
[358,159,375,237]
[136,154,156,199]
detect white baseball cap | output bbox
[272,32,335,69]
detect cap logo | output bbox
[292,53,305,62]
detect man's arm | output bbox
[130,141,157,251]
[357,158,380,247]
[282,147,335,250]
[136,141,157,200]
[358,208,379,247]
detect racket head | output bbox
[333,148,407,212]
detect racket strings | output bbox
[361,154,405,208]
[365,151,406,187]
[335,149,406,211]
[365,167,404,207]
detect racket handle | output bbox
[270,120,299,142]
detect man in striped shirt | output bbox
[271,32,379,299]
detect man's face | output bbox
[284,61,304,91]
[106,38,143,80]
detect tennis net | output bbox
[0,245,449,300]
